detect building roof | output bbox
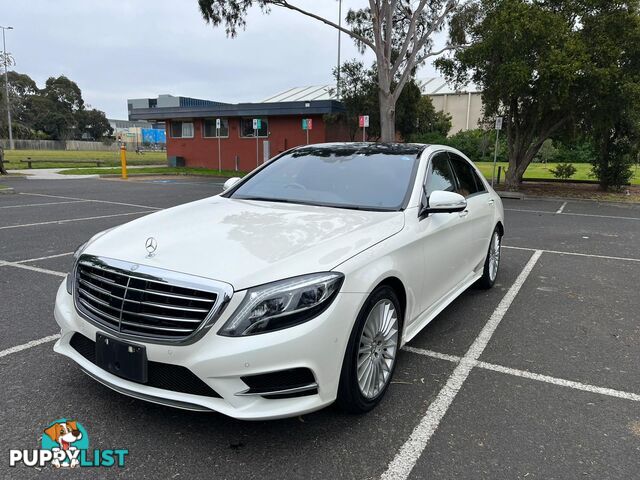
[418,77,481,95]
[129,99,344,122]
[261,85,337,102]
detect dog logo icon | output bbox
[42,419,87,468]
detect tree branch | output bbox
[275,1,376,50]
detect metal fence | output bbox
[0,139,140,151]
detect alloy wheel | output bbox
[489,232,501,282]
[356,299,399,399]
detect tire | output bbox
[336,286,401,413]
[477,227,502,289]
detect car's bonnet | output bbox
[83,196,405,291]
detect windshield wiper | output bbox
[235,196,298,204]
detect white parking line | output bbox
[556,201,567,214]
[505,207,640,221]
[15,252,74,264]
[503,245,640,263]
[382,250,543,480]
[0,260,67,277]
[403,347,640,403]
[0,334,61,358]
[0,200,90,209]
[19,192,161,210]
[0,211,150,230]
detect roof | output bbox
[129,100,344,121]
[261,85,337,103]
[418,77,481,95]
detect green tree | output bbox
[43,75,84,113]
[76,108,113,140]
[198,0,466,142]
[439,0,587,190]
[578,0,640,190]
[415,95,451,138]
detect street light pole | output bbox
[1,26,14,150]
[336,0,342,100]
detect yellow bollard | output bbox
[120,144,128,179]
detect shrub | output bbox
[549,163,577,180]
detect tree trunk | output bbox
[0,147,6,175]
[379,89,396,143]
[504,148,532,191]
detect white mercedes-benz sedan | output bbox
[53,143,504,420]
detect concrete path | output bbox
[11,165,163,180]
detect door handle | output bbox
[459,210,469,218]
[488,199,495,205]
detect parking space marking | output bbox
[19,192,162,210]
[404,347,640,403]
[504,245,640,263]
[0,334,60,359]
[0,260,66,277]
[0,211,150,230]
[15,252,73,264]
[556,201,567,214]
[505,208,640,221]
[0,200,90,209]
[382,250,543,480]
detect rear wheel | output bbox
[336,286,401,413]
[477,227,501,289]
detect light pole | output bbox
[1,26,14,150]
[336,0,342,99]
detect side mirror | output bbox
[222,177,241,191]
[421,190,467,216]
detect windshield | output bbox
[229,145,422,211]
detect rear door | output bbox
[448,153,494,271]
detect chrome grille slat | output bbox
[73,256,232,343]
[125,285,216,303]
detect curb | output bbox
[496,191,525,200]
[0,187,15,194]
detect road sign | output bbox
[216,118,221,129]
[495,117,503,130]
[359,115,370,128]
[253,118,261,130]
[302,118,313,130]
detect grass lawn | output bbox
[475,161,640,185]
[2,149,166,169]
[59,166,246,178]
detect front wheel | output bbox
[336,286,401,413]
[477,227,502,289]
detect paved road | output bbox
[1,176,638,479]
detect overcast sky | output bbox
[5,0,441,119]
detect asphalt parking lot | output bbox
[1,176,639,479]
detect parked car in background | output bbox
[53,143,504,420]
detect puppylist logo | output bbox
[9,419,128,469]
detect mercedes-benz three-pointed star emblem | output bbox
[145,237,158,257]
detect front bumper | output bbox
[53,281,366,420]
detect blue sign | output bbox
[142,128,166,144]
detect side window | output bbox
[425,153,456,195]
[449,154,482,198]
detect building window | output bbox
[170,121,194,138]
[203,118,229,138]
[240,118,268,138]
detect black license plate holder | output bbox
[96,333,147,383]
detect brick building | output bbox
[128,90,348,172]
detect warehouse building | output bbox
[128,91,346,171]
[418,77,484,133]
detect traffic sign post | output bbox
[359,115,369,142]
[492,116,503,187]
[302,118,313,144]
[253,119,262,166]
[216,118,221,172]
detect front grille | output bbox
[70,333,221,398]
[74,255,231,342]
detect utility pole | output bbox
[1,26,14,150]
[336,0,342,99]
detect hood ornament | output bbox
[145,237,158,257]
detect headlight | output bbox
[65,229,113,294]
[218,272,344,337]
